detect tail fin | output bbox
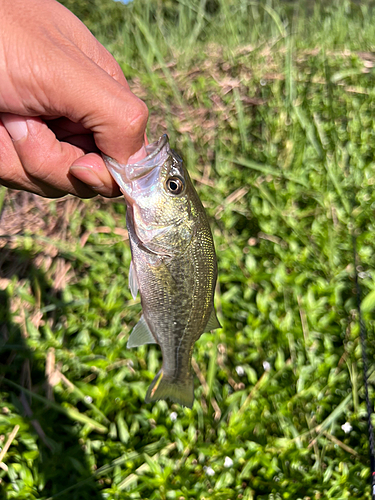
[145,370,194,408]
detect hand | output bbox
[0,0,148,198]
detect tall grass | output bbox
[105,0,375,67]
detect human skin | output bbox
[0,0,148,198]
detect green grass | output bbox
[2,0,375,498]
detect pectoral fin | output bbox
[204,308,222,332]
[129,260,139,300]
[127,315,156,348]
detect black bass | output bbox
[103,135,220,408]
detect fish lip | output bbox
[125,134,170,180]
[140,134,169,164]
[103,134,169,177]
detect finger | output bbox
[0,119,66,197]
[1,114,100,197]
[70,153,121,198]
[80,40,129,88]
[55,5,129,87]
[67,72,149,164]
[45,117,92,137]
[2,0,148,165]
[37,47,149,164]
[47,118,97,151]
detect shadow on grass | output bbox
[0,247,103,500]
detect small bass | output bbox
[103,135,220,408]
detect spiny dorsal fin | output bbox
[129,260,139,300]
[204,308,222,332]
[127,315,156,348]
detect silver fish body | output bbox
[103,135,220,408]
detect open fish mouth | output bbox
[142,134,169,163]
[103,134,171,184]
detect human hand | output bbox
[0,0,148,198]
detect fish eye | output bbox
[166,177,184,195]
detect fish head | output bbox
[103,135,198,255]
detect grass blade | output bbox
[225,156,310,188]
[2,379,108,433]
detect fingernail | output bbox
[70,166,104,189]
[1,113,28,141]
[128,145,147,164]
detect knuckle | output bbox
[109,61,126,84]
[0,151,20,186]
[124,95,149,137]
[129,100,149,132]
[24,154,51,178]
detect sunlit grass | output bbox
[2,0,375,498]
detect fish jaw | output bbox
[102,134,170,198]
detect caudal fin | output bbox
[145,370,194,408]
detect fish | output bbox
[103,135,220,408]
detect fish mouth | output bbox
[103,134,171,185]
[142,135,169,163]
